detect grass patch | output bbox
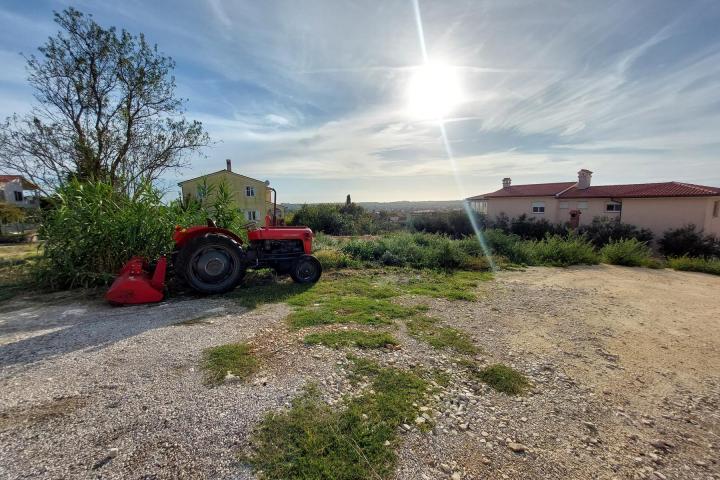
[288,296,417,329]
[201,343,258,385]
[223,269,315,308]
[401,270,490,301]
[314,249,361,270]
[476,363,530,395]
[246,359,428,480]
[0,244,40,303]
[667,256,720,276]
[405,316,478,354]
[600,238,654,267]
[304,330,398,349]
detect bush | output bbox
[522,234,599,267]
[667,256,720,276]
[411,210,486,238]
[35,180,240,289]
[290,203,378,235]
[481,229,532,264]
[341,232,486,270]
[508,214,566,240]
[659,225,720,258]
[578,217,653,247]
[600,238,653,267]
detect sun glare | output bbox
[407,63,463,120]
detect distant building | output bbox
[467,169,720,238]
[0,175,40,208]
[178,159,285,222]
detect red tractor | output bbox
[106,191,321,305]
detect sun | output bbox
[407,62,463,120]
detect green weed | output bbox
[405,316,478,354]
[304,330,399,349]
[400,270,490,301]
[476,364,530,395]
[288,296,416,329]
[246,360,428,479]
[667,256,720,276]
[201,343,258,385]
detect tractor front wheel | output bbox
[290,255,322,284]
[175,234,245,294]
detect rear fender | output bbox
[173,226,244,249]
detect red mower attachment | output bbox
[105,256,167,305]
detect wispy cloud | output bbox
[1,0,720,201]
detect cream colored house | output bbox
[178,160,284,222]
[467,169,720,238]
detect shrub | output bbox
[667,256,720,276]
[340,232,484,271]
[290,202,378,235]
[600,238,653,267]
[411,210,486,238]
[578,217,653,247]
[508,214,566,240]
[35,180,240,289]
[36,181,179,288]
[523,234,599,266]
[481,229,532,264]
[659,225,720,258]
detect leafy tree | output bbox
[0,8,209,195]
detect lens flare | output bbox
[411,0,496,271]
[407,63,463,120]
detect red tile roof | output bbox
[468,182,575,199]
[468,181,720,200]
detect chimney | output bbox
[577,169,592,190]
[502,177,511,188]
[226,159,232,172]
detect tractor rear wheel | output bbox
[175,234,245,294]
[290,255,322,284]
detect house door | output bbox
[569,210,581,228]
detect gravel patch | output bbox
[1,265,719,479]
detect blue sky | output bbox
[1,0,719,202]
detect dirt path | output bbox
[0,266,718,479]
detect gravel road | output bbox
[1,266,718,479]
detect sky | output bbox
[1,0,719,203]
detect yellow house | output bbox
[178,159,284,222]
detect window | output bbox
[245,186,255,197]
[246,210,257,221]
[14,191,23,202]
[606,202,622,212]
[559,202,569,209]
[714,200,720,218]
[471,200,487,214]
[577,201,588,209]
[531,201,545,214]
